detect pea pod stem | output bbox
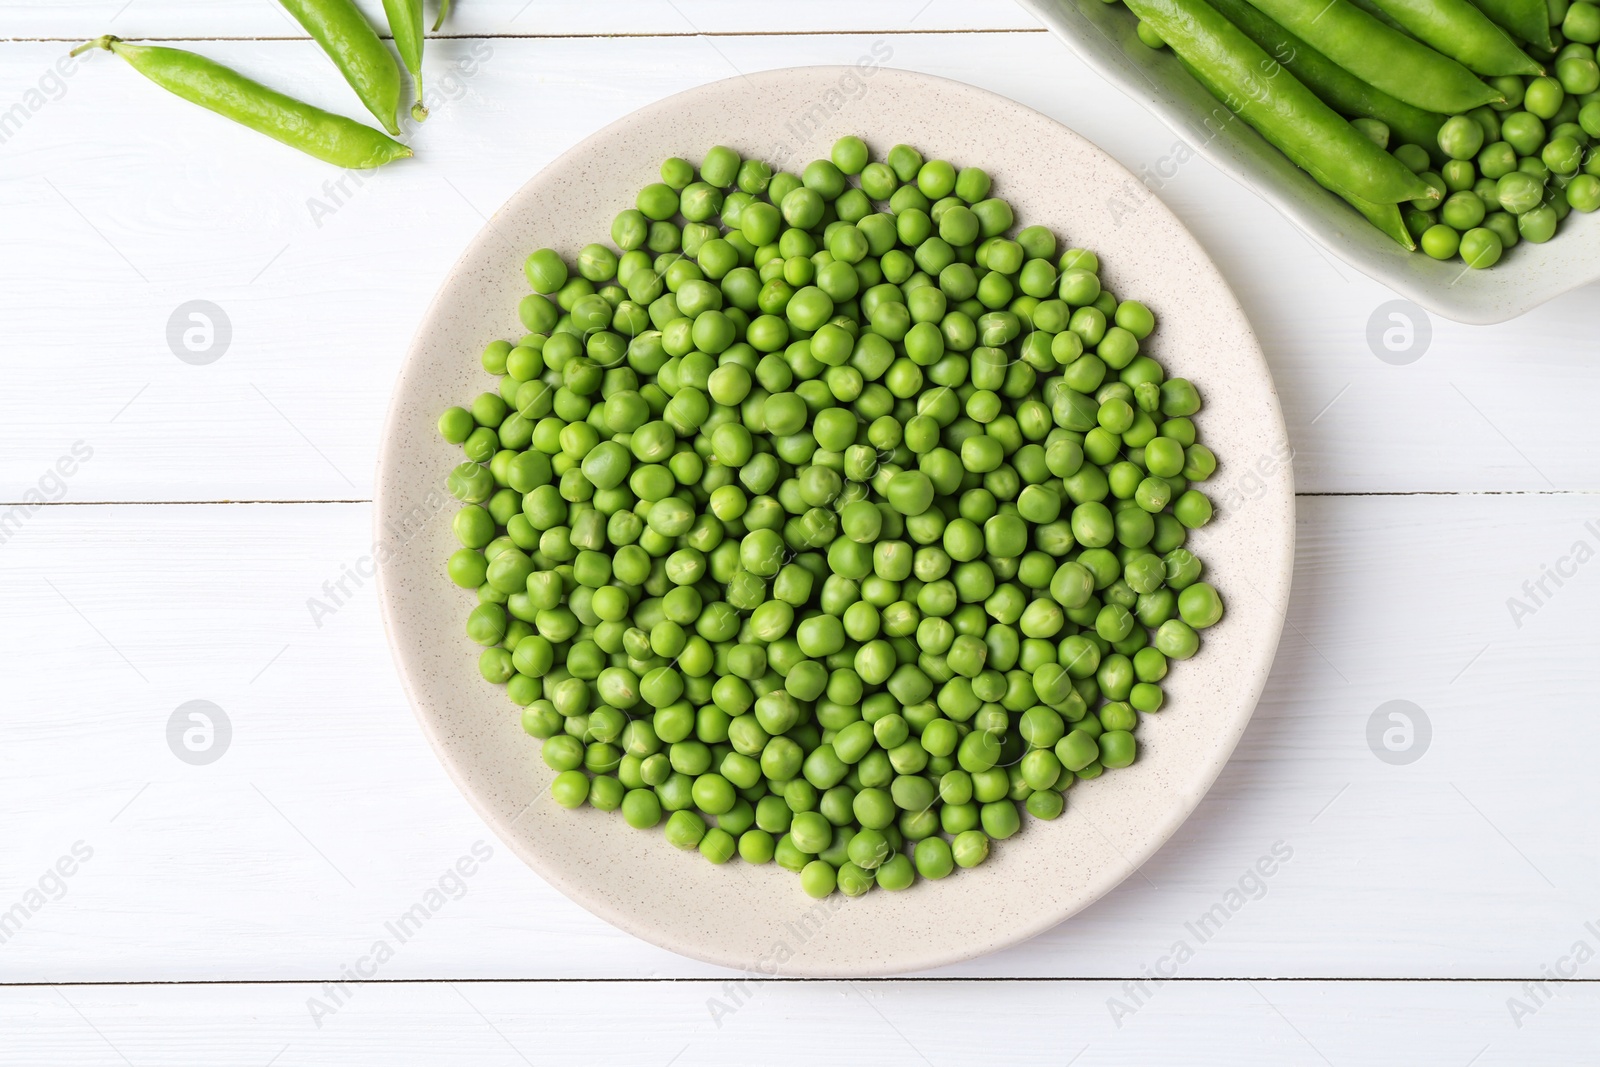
[1126,0,1434,206]
[1364,0,1542,74]
[1465,0,1554,49]
[433,0,452,32]
[278,0,403,136]
[384,0,429,122]
[70,36,412,169]
[1242,0,1505,112]
[1207,0,1447,159]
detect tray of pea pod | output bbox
[1021,0,1600,323]
[374,66,1294,974]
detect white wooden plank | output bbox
[5,0,1044,38]
[1,493,1596,981]
[2,979,1596,1065]
[1,33,1594,502]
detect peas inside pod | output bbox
[438,138,1225,899]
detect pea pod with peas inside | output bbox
[1363,0,1542,75]
[1242,0,1506,112]
[1122,0,1437,207]
[278,0,404,135]
[69,36,412,169]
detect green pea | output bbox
[909,835,952,879]
[870,852,913,890]
[1173,490,1213,529]
[1438,115,1485,161]
[436,147,1240,898]
[663,809,707,850]
[1519,204,1559,242]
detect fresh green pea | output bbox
[437,145,1236,899]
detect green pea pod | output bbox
[1341,191,1418,250]
[1173,48,1421,247]
[1208,0,1447,158]
[433,0,452,31]
[1364,0,1542,74]
[1242,0,1505,112]
[279,0,403,136]
[1126,0,1434,205]
[71,36,411,169]
[384,0,429,122]
[1466,0,1555,49]
[1342,0,1407,31]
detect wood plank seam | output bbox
[1,29,1051,44]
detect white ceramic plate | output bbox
[1020,0,1600,325]
[375,66,1293,976]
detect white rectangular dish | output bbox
[1020,0,1600,324]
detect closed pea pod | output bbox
[1124,0,1436,207]
[1176,46,1420,246]
[1468,0,1554,49]
[1364,0,1542,75]
[383,0,430,121]
[1239,0,1505,113]
[278,0,404,134]
[71,36,411,168]
[1207,0,1447,157]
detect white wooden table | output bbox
[4,2,1598,1062]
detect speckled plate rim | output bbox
[375,65,1295,977]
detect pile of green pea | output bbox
[436,137,1224,899]
[1396,68,1600,264]
[1125,0,1600,267]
